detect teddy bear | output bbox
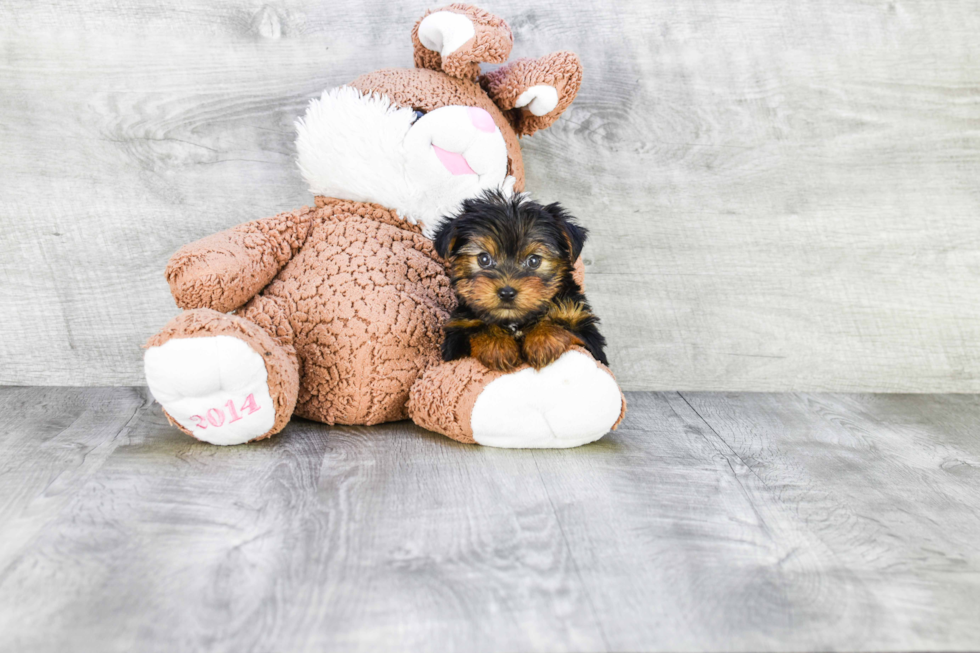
[143,3,626,448]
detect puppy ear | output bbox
[412,4,513,82]
[432,219,458,259]
[563,220,588,263]
[480,51,583,136]
[545,202,588,262]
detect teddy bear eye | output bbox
[525,254,542,269]
[477,253,493,268]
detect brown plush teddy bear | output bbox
[144,4,626,447]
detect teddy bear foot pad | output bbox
[144,336,277,445]
[470,350,623,448]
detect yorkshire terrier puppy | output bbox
[433,191,608,372]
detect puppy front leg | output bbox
[540,299,609,366]
[521,320,583,370]
[470,325,522,372]
[441,316,481,362]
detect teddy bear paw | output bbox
[144,336,277,445]
[469,350,623,448]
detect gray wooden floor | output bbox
[0,388,978,652]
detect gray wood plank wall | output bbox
[2,0,979,391]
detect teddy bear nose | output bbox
[467,106,496,133]
[497,286,517,302]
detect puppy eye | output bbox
[525,254,542,270]
[477,253,493,268]
[412,109,427,122]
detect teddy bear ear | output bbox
[412,4,513,82]
[480,52,583,137]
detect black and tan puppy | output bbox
[433,191,608,372]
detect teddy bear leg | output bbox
[143,301,299,445]
[408,347,626,448]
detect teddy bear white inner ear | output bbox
[418,11,476,59]
[515,85,560,116]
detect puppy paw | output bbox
[522,322,581,369]
[470,327,522,372]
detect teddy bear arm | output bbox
[166,207,314,313]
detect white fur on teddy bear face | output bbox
[144,336,276,445]
[470,350,623,448]
[296,85,515,239]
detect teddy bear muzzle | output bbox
[406,104,508,181]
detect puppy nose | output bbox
[467,106,496,133]
[497,286,517,302]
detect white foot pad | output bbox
[470,350,623,448]
[144,336,276,445]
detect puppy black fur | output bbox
[433,191,608,372]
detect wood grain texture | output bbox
[1,0,979,390]
[1,387,980,652]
